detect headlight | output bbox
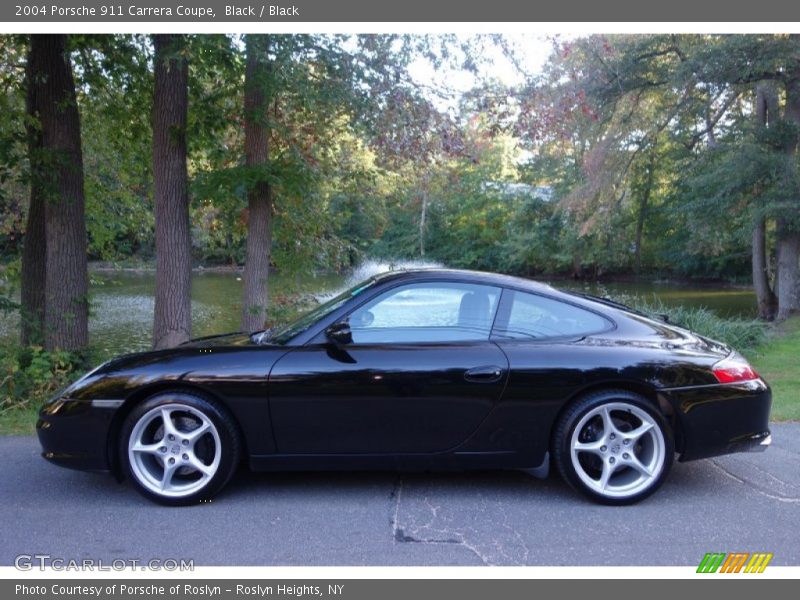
[44,360,110,405]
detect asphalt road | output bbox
[2,425,799,566]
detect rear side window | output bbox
[492,290,611,340]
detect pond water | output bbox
[1,260,756,357]
[551,279,756,318]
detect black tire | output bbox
[552,389,674,505]
[119,391,241,506]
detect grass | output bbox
[749,317,800,422]
[0,405,38,435]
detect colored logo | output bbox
[697,552,773,573]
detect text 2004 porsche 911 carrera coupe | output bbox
[37,269,771,505]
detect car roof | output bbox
[369,268,558,294]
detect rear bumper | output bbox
[660,378,772,462]
[741,431,772,452]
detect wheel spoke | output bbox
[600,407,620,437]
[626,421,654,444]
[574,439,605,456]
[626,453,654,478]
[160,407,180,439]
[598,459,616,490]
[131,441,162,456]
[187,455,214,478]
[160,462,178,491]
[186,420,212,442]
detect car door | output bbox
[268,281,509,454]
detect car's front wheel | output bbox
[553,390,674,505]
[120,392,241,506]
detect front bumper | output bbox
[36,399,122,472]
[660,378,772,462]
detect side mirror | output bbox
[325,321,352,345]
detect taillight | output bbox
[712,353,760,383]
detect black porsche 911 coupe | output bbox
[37,269,771,505]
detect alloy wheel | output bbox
[127,403,222,498]
[569,401,667,500]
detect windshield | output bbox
[265,277,377,345]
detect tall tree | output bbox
[22,34,89,351]
[240,34,273,332]
[776,55,800,320]
[633,149,657,275]
[752,82,779,320]
[152,34,191,349]
[232,34,442,327]
[21,35,45,345]
[530,35,800,315]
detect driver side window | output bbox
[348,282,501,344]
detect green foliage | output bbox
[0,258,21,319]
[630,297,768,352]
[81,111,155,260]
[2,33,799,298]
[0,36,30,258]
[263,292,319,330]
[70,35,156,260]
[0,344,81,413]
[0,295,19,317]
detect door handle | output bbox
[464,365,504,383]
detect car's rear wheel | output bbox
[553,390,673,505]
[120,392,240,506]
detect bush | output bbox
[628,297,768,353]
[0,345,82,413]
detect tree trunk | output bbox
[20,40,47,346]
[240,34,273,332]
[751,83,778,320]
[775,70,800,321]
[571,250,582,279]
[419,189,428,258]
[752,216,777,319]
[20,189,46,346]
[417,170,432,258]
[633,155,655,275]
[25,34,89,352]
[152,34,192,349]
[775,222,800,320]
